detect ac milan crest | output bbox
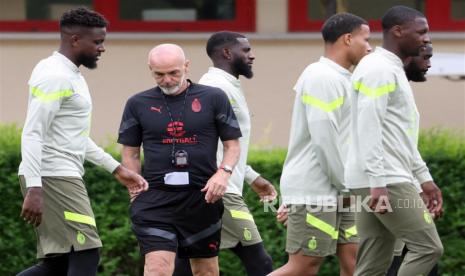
[192,98,201,112]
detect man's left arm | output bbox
[203,88,242,203]
[245,165,277,202]
[202,139,240,203]
[85,138,148,194]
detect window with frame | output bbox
[289,0,465,32]
[0,0,255,32]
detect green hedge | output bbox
[1,124,464,275]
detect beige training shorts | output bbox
[19,176,102,258]
[220,193,263,249]
[286,204,358,257]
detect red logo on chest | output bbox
[166,121,186,137]
[192,98,201,112]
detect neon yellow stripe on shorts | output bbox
[31,86,73,102]
[301,94,344,112]
[306,213,338,239]
[230,210,254,221]
[345,225,357,239]
[64,211,96,227]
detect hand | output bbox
[113,165,148,199]
[421,181,443,218]
[369,187,391,214]
[201,170,229,203]
[251,176,277,203]
[276,204,289,227]
[21,187,43,227]
[129,190,139,203]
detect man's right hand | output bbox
[113,165,149,198]
[369,187,391,214]
[251,176,277,203]
[276,204,289,227]
[21,187,43,227]
[421,181,443,218]
[202,169,229,203]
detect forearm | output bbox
[122,157,141,174]
[359,131,386,188]
[308,120,345,190]
[121,146,142,174]
[357,100,388,188]
[220,139,240,168]
[412,148,433,184]
[203,139,239,204]
[114,146,148,197]
[20,97,58,187]
[21,137,44,187]
[244,165,260,184]
[85,138,120,173]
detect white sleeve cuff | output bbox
[102,157,120,174]
[416,171,433,185]
[244,169,260,185]
[25,176,42,188]
[413,179,422,193]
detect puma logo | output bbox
[150,106,162,113]
[208,242,218,251]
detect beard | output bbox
[404,62,426,82]
[160,74,185,95]
[78,53,98,69]
[232,58,253,79]
[407,42,425,58]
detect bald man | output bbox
[118,43,241,276]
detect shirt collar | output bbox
[319,56,352,77]
[207,67,241,87]
[376,47,404,68]
[53,51,80,73]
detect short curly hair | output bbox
[321,13,368,43]
[60,7,108,29]
[206,31,246,58]
[381,6,425,33]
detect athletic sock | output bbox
[230,242,273,276]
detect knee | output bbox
[414,241,444,263]
[295,267,319,276]
[145,255,174,276]
[292,258,322,276]
[305,260,323,276]
[245,252,273,275]
[339,257,356,276]
[16,262,60,276]
[192,264,218,276]
[269,258,321,276]
[191,265,217,276]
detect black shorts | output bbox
[130,186,224,258]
